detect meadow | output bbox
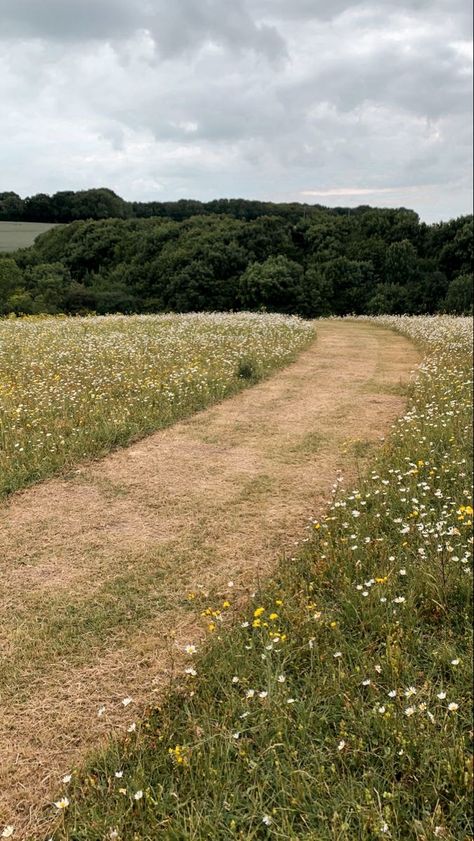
[0,220,57,252]
[43,316,472,841]
[0,312,315,497]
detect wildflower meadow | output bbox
[0,312,314,497]
[39,315,472,841]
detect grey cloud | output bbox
[292,41,472,120]
[147,1,286,62]
[0,0,286,61]
[0,0,140,40]
[109,71,289,144]
[254,0,472,20]
[0,0,471,221]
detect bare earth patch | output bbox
[0,321,420,838]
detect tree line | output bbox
[0,190,472,317]
[0,187,342,224]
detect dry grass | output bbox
[0,321,420,838]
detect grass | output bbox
[3,317,413,835]
[0,312,315,497]
[0,220,57,252]
[1,562,171,702]
[45,315,472,841]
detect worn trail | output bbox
[0,322,419,837]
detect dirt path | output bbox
[0,321,419,838]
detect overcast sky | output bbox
[0,0,472,222]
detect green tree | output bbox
[367,283,410,314]
[50,191,77,222]
[23,193,54,222]
[239,216,293,263]
[346,235,386,276]
[63,282,97,314]
[305,220,342,263]
[0,191,24,220]
[238,255,304,313]
[89,276,137,314]
[300,266,333,316]
[0,258,25,313]
[444,275,473,314]
[319,257,375,315]
[384,239,419,285]
[416,264,449,312]
[24,262,72,313]
[164,261,217,312]
[6,290,35,315]
[71,188,130,220]
[439,219,473,279]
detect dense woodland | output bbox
[0,188,472,316]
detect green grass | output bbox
[0,220,57,252]
[47,316,473,841]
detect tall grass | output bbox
[0,312,314,497]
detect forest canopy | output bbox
[0,189,472,316]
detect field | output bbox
[0,312,314,497]
[0,220,57,252]
[0,315,472,841]
[52,316,472,841]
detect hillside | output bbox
[0,199,472,317]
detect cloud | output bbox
[0,0,286,61]
[254,0,472,24]
[0,0,139,41]
[0,0,471,222]
[147,1,286,62]
[301,188,419,197]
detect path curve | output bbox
[0,321,420,837]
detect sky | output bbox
[0,0,472,222]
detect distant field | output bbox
[0,220,57,252]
